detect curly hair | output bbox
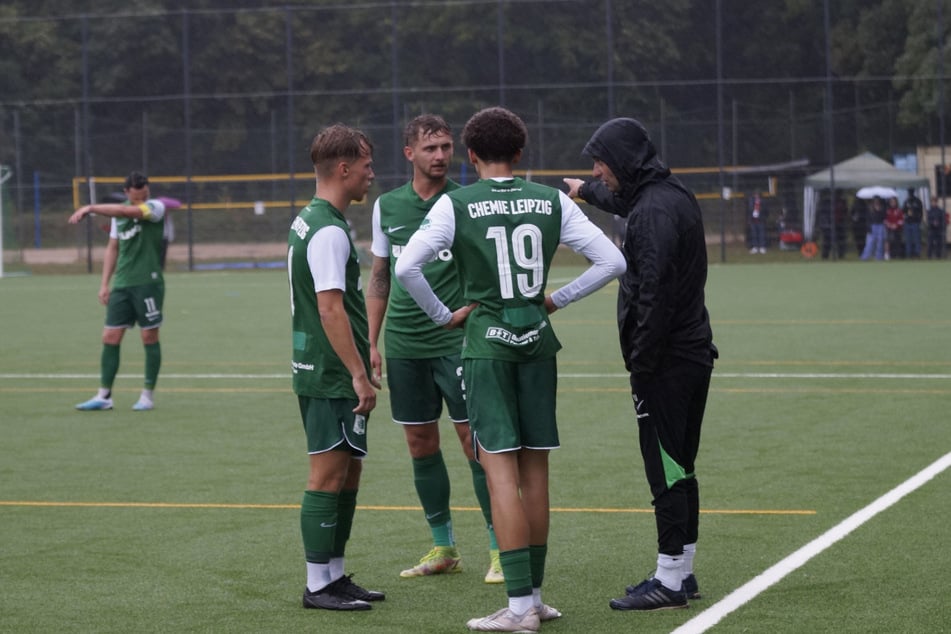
[461,107,527,163]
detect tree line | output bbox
[1,0,950,197]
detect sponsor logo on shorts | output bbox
[484,324,546,346]
[353,414,366,435]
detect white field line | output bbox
[671,451,951,634]
[2,371,951,380]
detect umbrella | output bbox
[157,196,182,209]
[856,186,898,200]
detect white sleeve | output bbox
[369,198,389,258]
[306,225,351,292]
[393,195,456,325]
[109,218,118,239]
[550,191,626,308]
[141,198,166,223]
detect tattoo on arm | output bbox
[367,262,391,299]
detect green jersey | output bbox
[372,180,463,358]
[287,197,371,399]
[443,177,564,362]
[110,199,166,288]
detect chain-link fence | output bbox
[0,2,940,269]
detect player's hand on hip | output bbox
[445,303,478,330]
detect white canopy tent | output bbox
[802,152,929,240]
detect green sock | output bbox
[333,489,358,557]
[301,490,337,563]
[144,342,161,390]
[469,459,497,549]
[500,547,532,598]
[413,451,453,545]
[100,343,120,391]
[529,543,547,588]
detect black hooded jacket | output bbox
[579,118,716,375]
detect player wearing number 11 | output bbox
[395,106,626,633]
[68,171,166,412]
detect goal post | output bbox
[0,165,13,278]
[70,172,322,270]
[70,172,318,212]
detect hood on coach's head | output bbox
[582,118,670,203]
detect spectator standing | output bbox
[902,188,923,259]
[367,114,502,584]
[566,117,717,612]
[68,171,166,412]
[747,190,768,254]
[860,196,886,260]
[850,196,869,257]
[288,124,384,612]
[926,197,947,259]
[396,106,625,632]
[884,196,904,260]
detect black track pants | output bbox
[630,358,712,556]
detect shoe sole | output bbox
[609,599,688,611]
[465,616,538,632]
[303,595,372,611]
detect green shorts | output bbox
[105,283,164,330]
[298,395,369,456]
[463,356,559,454]
[386,355,468,424]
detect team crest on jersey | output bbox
[353,415,366,435]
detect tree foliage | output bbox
[2,0,951,186]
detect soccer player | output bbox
[367,114,502,584]
[395,107,626,633]
[287,124,384,611]
[68,171,166,412]
[565,117,717,611]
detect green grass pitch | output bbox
[2,259,950,633]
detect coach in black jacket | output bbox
[565,117,717,612]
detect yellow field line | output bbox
[0,501,815,515]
